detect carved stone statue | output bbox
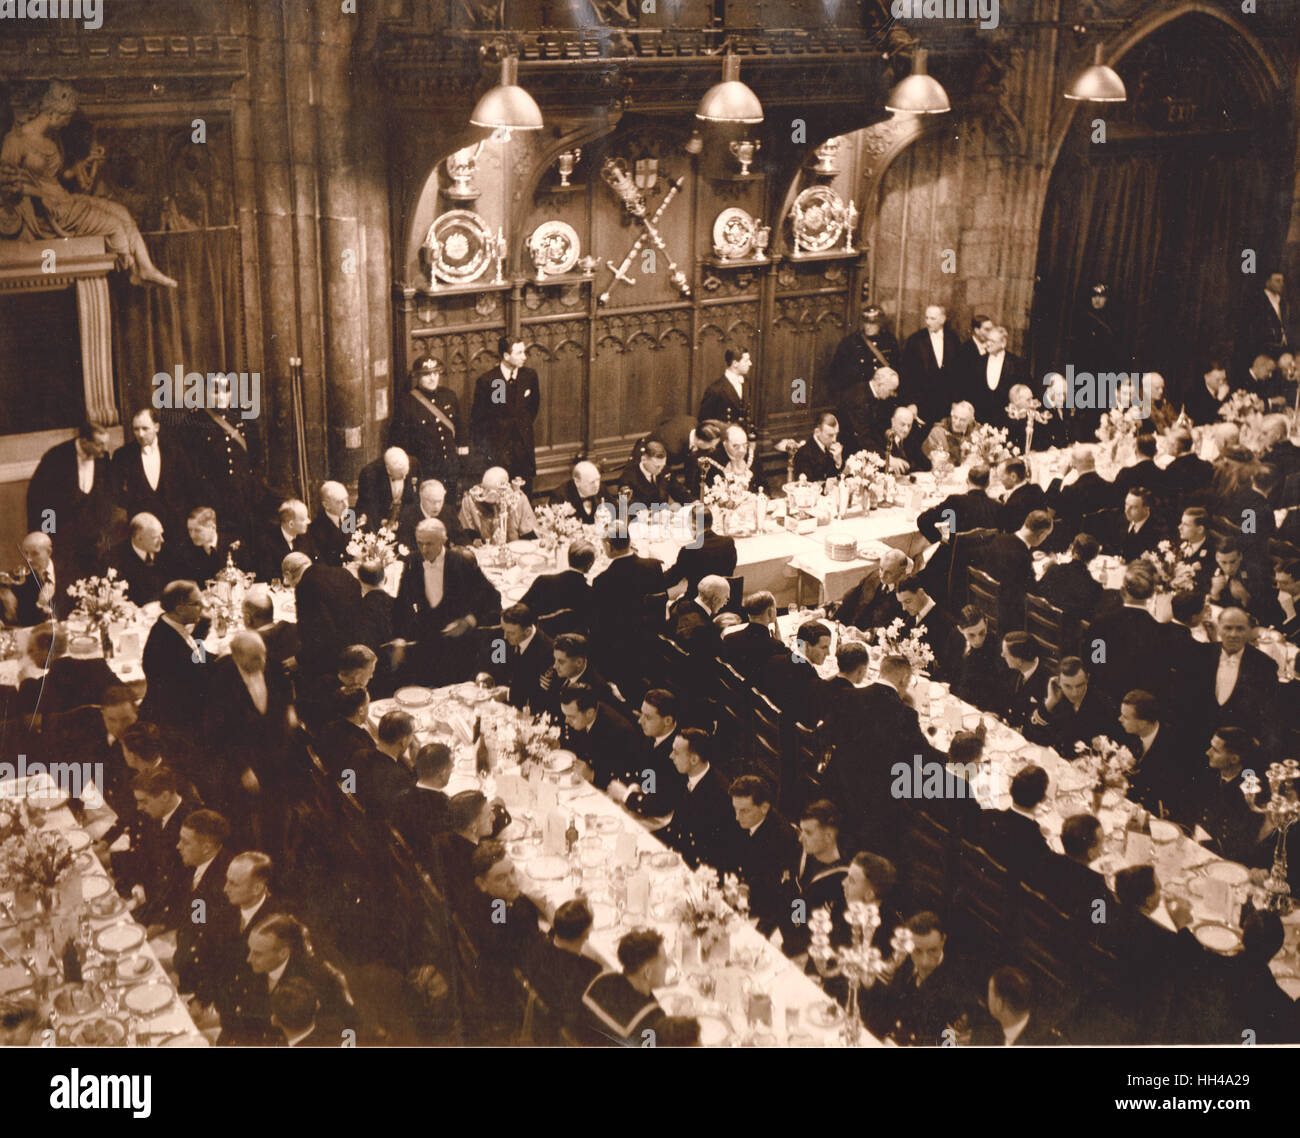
[0,81,177,287]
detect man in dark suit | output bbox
[551,460,609,526]
[248,499,316,583]
[978,764,1052,887]
[726,775,799,936]
[916,465,1000,544]
[971,510,1054,634]
[356,563,396,688]
[283,552,363,678]
[1243,272,1290,360]
[470,336,541,489]
[519,539,595,627]
[697,347,752,432]
[110,767,196,929]
[1042,814,1109,924]
[635,416,724,474]
[396,478,465,549]
[349,708,418,822]
[307,481,352,568]
[538,633,620,721]
[101,512,170,607]
[1228,464,1279,560]
[621,689,687,820]
[497,603,554,714]
[881,406,928,473]
[197,851,282,1020]
[391,355,466,504]
[897,578,964,681]
[864,910,974,1046]
[1163,430,1215,500]
[759,620,833,729]
[791,412,845,484]
[315,685,377,780]
[832,549,912,632]
[1083,565,1173,704]
[1034,533,1104,624]
[2,533,63,626]
[952,607,1003,711]
[391,742,454,857]
[721,591,785,683]
[838,367,901,456]
[238,585,299,676]
[1113,487,1169,563]
[559,685,640,791]
[356,448,421,534]
[138,580,210,733]
[525,899,604,1032]
[168,506,233,586]
[661,505,737,602]
[1111,434,1167,502]
[1208,539,1280,629]
[26,421,117,584]
[998,459,1048,533]
[616,440,688,514]
[781,801,851,958]
[999,632,1052,739]
[394,519,499,685]
[1182,361,1232,424]
[114,408,194,537]
[658,728,736,872]
[13,626,119,719]
[1116,691,1196,822]
[1046,445,1119,538]
[1185,608,1279,748]
[971,967,1063,1046]
[899,304,962,424]
[170,809,234,997]
[968,325,1027,428]
[1042,656,1118,754]
[589,530,664,668]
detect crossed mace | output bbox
[598,158,691,306]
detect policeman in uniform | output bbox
[827,304,900,403]
[175,376,264,547]
[1072,283,1124,373]
[391,356,467,508]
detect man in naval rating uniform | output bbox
[579,928,667,1046]
[392,356,468,509]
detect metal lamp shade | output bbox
[470,55,544,131]
[885,49,950,115]
[1064,44,1127,103]
[696,53,764,124]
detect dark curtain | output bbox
[111,228,244,422]
[1033,141,1272,405]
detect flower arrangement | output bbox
[1075,735,1137,805]
[66,569,132,625]
[0,799,74,892]
[701,468,756,513]
[533,502,585,551]
[346,523,409,568]
[842,450,897,506]
[678,863,730,954]
[1218,389,1266,424]
[1140,540,1199,594]
[1096,404,1145,443]
[960,424,1019,467]
[872,617,936,677]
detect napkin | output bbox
[1200,877,1233,923]
[1192,823,1212,844]
[944,702,965,732]
[626,871,649,915]
[535,781,559,815]
[614,832,638,867]
[495,772,520,807]
[1124,831,1153,864]
[542,810,569,856]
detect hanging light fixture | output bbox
[696,51,764,125]
[470,53,543,135]
[885,48,950,116]
[1064,43,1126,102]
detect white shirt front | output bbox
[390,477,405,502]
[162,612,200,654]
[240,667,269,715]
[1215,649,1243,705]
[986,350,1005,390]
[686,763,710,793]
[725,371,745,402]
[1280,591,1297,624]
[1138,723,1159,757]
[192,854,217,890]
[76,448,94,494]
[423,550,446,608]
[266,957,290,991]
[239,897,267,932]
[141,443,161,491]
[1002,1013,1030,1046]
[928,329,945,368]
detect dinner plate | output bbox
[805,1000,843,1028]
[394,687,433,709]
[502,585,526,603]
[507,540,536,555]
[116,954,154,982]
[160,1032,210,1048]
[695,1012,733,1047]
[69,1017,128,1047]
[81,875,114,902]
[52,983,104,1019]
[1193,923,1242,955]
[95,924,146,955]
[525,855,570,881]
[123,983,173,1016]
[64,829,92,852]
[1203,862,1251,885]
[88,890,125,919]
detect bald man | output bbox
[284,550,363,677]
[2,532,65,625]
[832,549,911,632]
[398,478,463,550]
[104,512,169,605]
[459,467,538,545]
[308,481,352,567]
[203,629,294,827]
[552,460,609,526]
[356,446,421,533]
[252,499,315,582]
[396,518,500,684]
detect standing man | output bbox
[1071,283,1123,378]
[827,304,899,403]
[971,326,1027,428]
[899,304,961,424]
[26,420,117,585]
[392,356,467,507]
[471,336,540,492]
[1244,272,1289,362]
[307,481,352,568]
[178,375,264,547]
[356,447,421,534]
[697,346,753,433]
[114,407,194,537]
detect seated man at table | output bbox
[1034,532,1104,624]
[270,977,334,1047]
[728,774,799,937]
[12,622,120,719]
[617,439,688,514]
[997,459,1048,534]
[560,684,639,791]
[880,405,926,474]
[999,632,1050,739]
[551,460,609,526]
[103,512,170,606]
[391,742,454,857]
[1041,656,1118,753]
[494,603,553,714]
[579,928,668,1047]
[1110,487,1168,564]
[397,478,464,550]
[781,799,850,960]
[430,790,499,914]
[519,538,595,628]
[1042,813,1108,923]
[658,728,735,872]
[978,765,1050,881]
[526,898,602,1032]
[896,577,963,681]
[970,509,1054,633]
[916,463,1000,545]
[540,633,620,719]
[618,689,687,820]
[791,412,845,484]
[661,505,737,602]
[698,424,760,495]
[1116,690,1195,821]
[921,401,978,469]
[832,548,911,632]
[952,606,1002,712]
[721,590,785,683]
[970,966,1063,1046]
[459,466,538,545]
[171,808,235,995]
[241,584,300,676]
[347,708,417,821]
[759,619,833,729]
[110,767,196,929]
[863,910,975,1046]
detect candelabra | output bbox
[807,902,912,1045]
[1241,760,1300,913]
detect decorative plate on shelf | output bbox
[425,209,495,285]
[791,185,845,253]
[712,207,756,261]
[527,220,581,278]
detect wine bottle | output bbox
[565,815,579,855]
[473,716,491,777]
[61,939,82,984]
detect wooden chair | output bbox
[725,575,745,613]
[712,658,751,762]
[537,607,578,638]
[1024,592,1071,670]
[900,809,954,916]
[967,567,1001,639]
[1015,882,1073,1017]
[791,719,829,809]
[951,838,1012,954]
[750,689,784,789]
